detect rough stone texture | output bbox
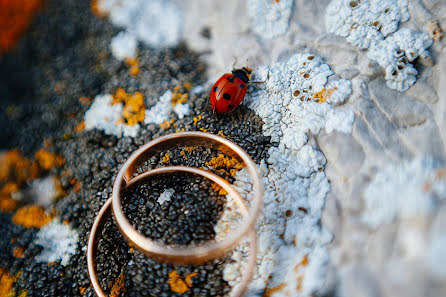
[0,0,445,297]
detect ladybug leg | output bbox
[251,81,264,84]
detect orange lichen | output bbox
[211,182,228,196]
[0,0,44,54]
[0,182,19,212]
[192,115,202,125]
[109,273,126,297]
[79,96,93,105]
[0,150,39,185]
[90,0,107,18]
[168,270,197,294]
[12,247,24,258]
[184,272,197,287]
[34,149,64,171]
[205,154,245,177]
[162,153,170,164]
[293,255,308,272]
[12,205,52,228]
[0,268,14,297]
[426,20,443,42]
[160,119,174,129]
[112,88,146,126]
[79,286,87,295]
[296,275,304,292]
[199,128,208,133]
[264,283,286,297]
[74,121,85,133]
[312,87,337,103]
[125,58,140,76]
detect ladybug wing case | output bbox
[210,74,247,113]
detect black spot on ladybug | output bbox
[239,84,244,89]
[227,76,235,83]
[213,86,218,92]
[228,104,235,109]
[223,93,231,100]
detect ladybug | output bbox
[210,67,252,113]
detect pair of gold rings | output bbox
[87,131,263,297]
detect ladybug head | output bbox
[232,67,253,83]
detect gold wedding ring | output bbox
[87,132,263,297]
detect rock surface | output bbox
[0,0,445,297]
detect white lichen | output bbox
[28,176,60,208]
[144,90,173,125]
[98,0,182,49]
[34,220,79,266]
[145,90,190,124]
[326,0,409,49]
[247,0,294,39]
[247,53,353,151]
[362,156,446,229]
[367,28,433,91]
[325,0,433,91]
[110,31,137,60]
[157,188,175,205]
[84,94,140,137]
[218,53,352,296]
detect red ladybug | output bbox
[210,67,252,114]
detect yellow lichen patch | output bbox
[211,182,228,196]
[199,128,208,133]
[12,205,52,228]
[192,115,202,126]
[264,283,286,297]
[112,88,146,126]
[12,247,24,258]
[109,273,126,297]
[168,270,197,294]
[16,289,28,297]
[160,119,174,129]
[312,87,337,103]
[217,130,227,138]
[125,58,140,76]
[205,154,245,177]
[171,91,189,107]
[162,154,170,164]
[74,121,85,133]
[35,149,64,171]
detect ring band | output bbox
[88,167,257,297]
[112,132,263,265]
